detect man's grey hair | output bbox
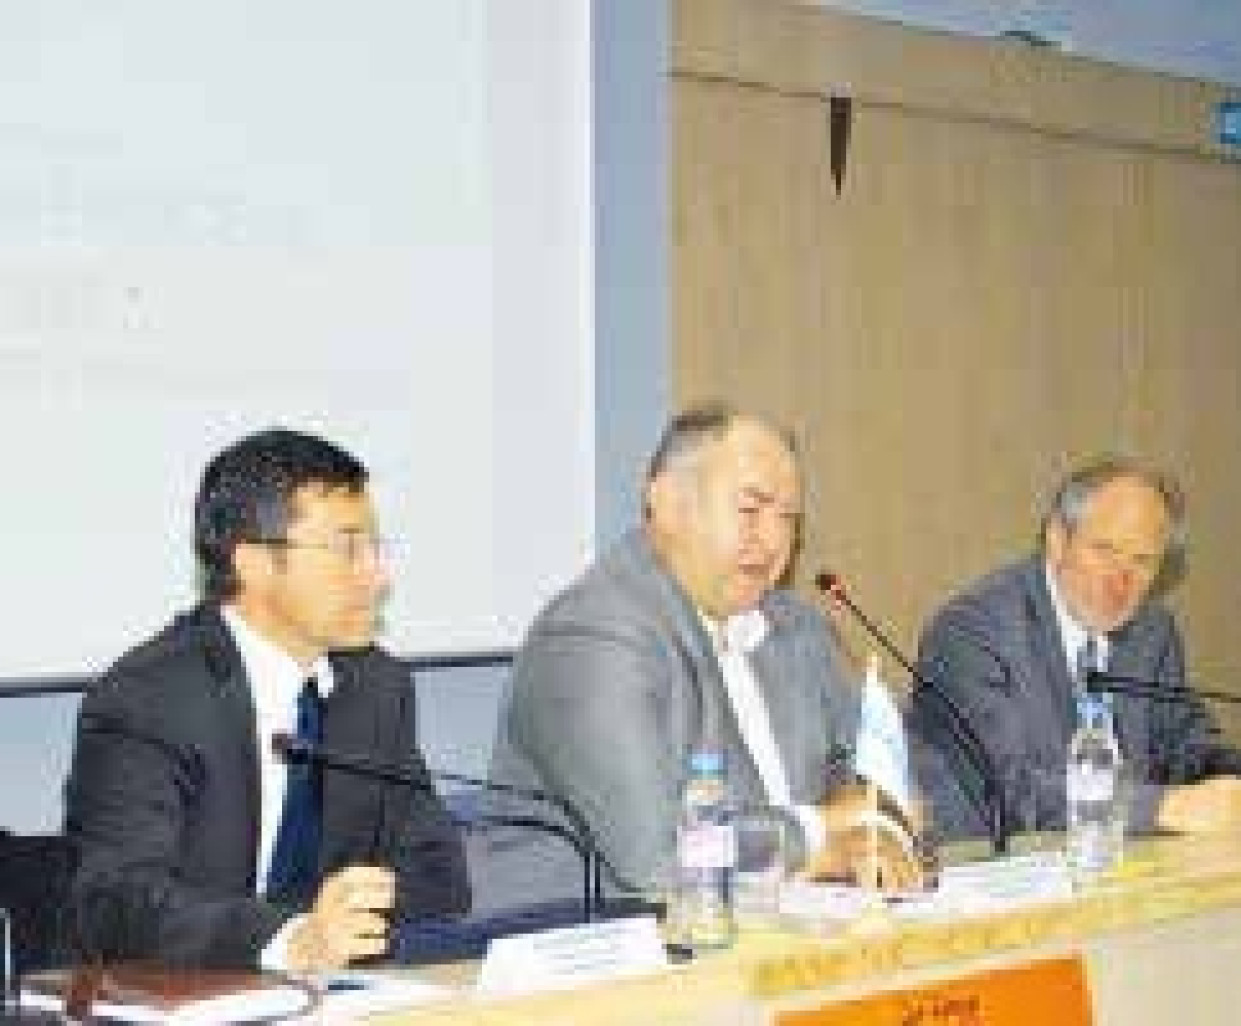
[644,400,798,485]
[1042,454,1187,587]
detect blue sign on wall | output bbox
[1219,100,1241,146]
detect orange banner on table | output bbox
[777,955,1092,1026]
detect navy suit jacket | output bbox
[910,556,1241,841]
[64,605,468,967]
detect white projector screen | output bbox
[0,1,594,681]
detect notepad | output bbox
[780,851,1074,922]
[20,963,317,1024]
[312,970,457,1020]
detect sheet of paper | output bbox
[301,971,457,1024]
[21,979,315,1025]
[781,852,1073,922]
[20,968,317,1025]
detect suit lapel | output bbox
[695,630,768,806]
[629,535,766,804]
[319,655,384,862]
[748,617,817,802]
[195,607,264,887]
[1020,560,1079,751]
[1104,621,1151,759]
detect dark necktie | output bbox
[1075,635,1111,728]
[267,677,323,907]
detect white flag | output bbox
[851,653,914,818]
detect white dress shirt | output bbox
[703,609,827,852]
[221,605,335,892]
[221,606,334,968]
[1044,564,1110,683]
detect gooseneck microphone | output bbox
[1,908,13,1015]
[814,571,1010,855]
[1086,670,1241,706]
[271,733,605,919]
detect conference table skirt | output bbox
[361,833,1241,1025]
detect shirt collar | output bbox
[699,606,770,655]
[221,605,335,703]
[1043,562,1109,674]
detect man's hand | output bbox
[285,865,396,973]
[1157,776,1241,834]
[801,783,926,893]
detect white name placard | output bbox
[475,915,669,998]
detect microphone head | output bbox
[814,570,843,598]
[1083,668,1108,692]
[271,731,306,762]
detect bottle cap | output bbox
[688,750,726,775]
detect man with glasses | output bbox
[911,455,1241,842]
[65,428,468,970]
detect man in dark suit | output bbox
[65,428,468,971]
[482,403,921,914]
[911,456,1241,842]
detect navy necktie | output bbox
[1075,635,1111,728]
[267,677,323,907]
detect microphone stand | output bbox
[815,572,1011,856]
[1087,671,1241,706]
[1,908,13,1016]
[429,767,604,912]
[273,735,603,920]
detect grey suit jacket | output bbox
[910,555,1241,842]
[481,530,859,912]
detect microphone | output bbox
[814,571,1010,855]
[271,733,605,920]
[1,908,13,1015]
[1086,670,1241,706]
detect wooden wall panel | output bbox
[1122,155,1241,732]
[671,0,1241,721]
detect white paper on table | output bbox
[780,852,1073,922]
[906,850,1074,917]
[304,971,458,1024]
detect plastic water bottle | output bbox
[1065,698,1124,882]
[676,750,737,951]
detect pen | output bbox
[323,976,371,994]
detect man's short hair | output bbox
[1042,454,1187,588]
[194,428,368,602]
[644,400,797,485]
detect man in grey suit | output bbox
[482,403,920,913]
[911,456,1241,843]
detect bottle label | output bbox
[679,822,737,870]
[1067,765,1115,802]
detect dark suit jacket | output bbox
[480,530,859,912]
[64,605,469,967]
[910,556,1241,841]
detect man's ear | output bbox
[645,473,672,526]
[231,541,271,594]
[646,470,692,532]
[1045,519,1068,564]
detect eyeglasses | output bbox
[1078,536,1163,580]
[253,533,393,566]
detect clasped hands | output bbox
[800,782,930,894]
